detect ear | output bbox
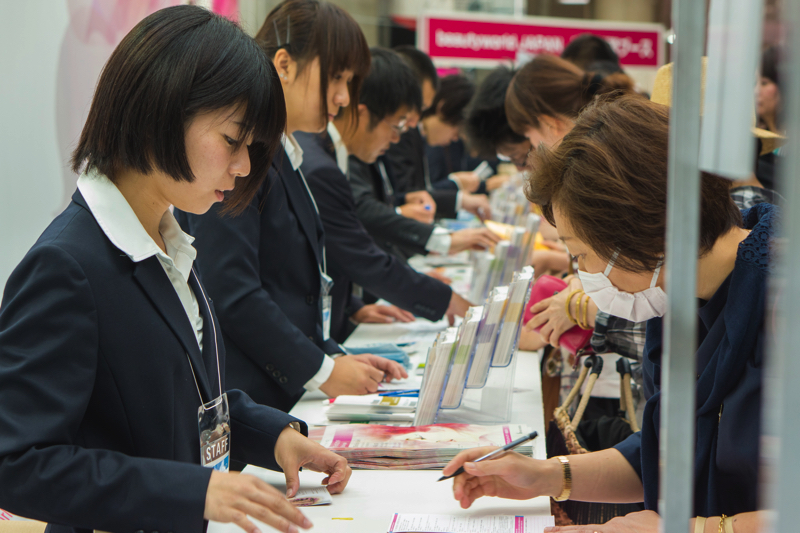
[272,49,296,84]
[357,103,370,119]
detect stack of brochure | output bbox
[468,251,494,303]
[310,423,535,469]
[492,267,534,367]
[485,241,510,294]
[440,306,483,409]
[414,328,458,426]
[466,286,509,388]
[516,213,541,273]
[502,227,527,285]
[324,395,417,423]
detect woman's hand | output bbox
[352,304,415,324]
[544,510,660,533]
[204,470,313,533]
[526,277,586,348]
[442,448,562,509]
[347,353,408,382]
[274,425,353,497]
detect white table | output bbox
[210,274,550,533]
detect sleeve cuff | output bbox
[425,228,452,255]
[304,354,336,392]
[455,191,463,212]
[395,207,403,215]
[447,174,462,190]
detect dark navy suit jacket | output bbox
[294,131,452,343]
[176,149,340,412]
[0,191,302,533]
[384,127,459,218]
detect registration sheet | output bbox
[387,514,555,533]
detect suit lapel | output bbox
[274,154,324,268]
[132,258,214,402]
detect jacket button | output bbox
[306,295,315,305]
[279,376,288,384]
[272,370,281,377]
[308,335,315,342]
[266,364,274,371]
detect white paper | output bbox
[288,487,332,507]
[387,513,555,533]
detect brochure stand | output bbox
[435,355,517,425]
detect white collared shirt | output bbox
[77,171,204,351]
[281,133,304,170]
[327,122,349,175]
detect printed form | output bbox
[387,514,555,533]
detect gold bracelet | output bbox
[718,515,727,533]
[564,290,582,325]
[553,456,572,501]
[582,294,591,329]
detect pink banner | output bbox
[515,516,524,533]
[421,15,663,68]
[503,425,512,444]
[331,428,354,449]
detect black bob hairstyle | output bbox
[256,0,370,128]
[422,74,475,126]
[359,48,422,129]
[465,66,527,159]
[71,5,286,216]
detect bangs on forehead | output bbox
[319,5,370,79]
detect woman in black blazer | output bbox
[0,7,349,533]
[176,0,407,412]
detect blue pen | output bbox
[379,389,420,397]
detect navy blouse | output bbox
[615,203,775,517]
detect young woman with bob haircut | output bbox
[443,94,770,533]
[0,6,350,533]
[177,0,408,414]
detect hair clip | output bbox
[273,20,282,46]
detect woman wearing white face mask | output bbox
[443,94,771,533]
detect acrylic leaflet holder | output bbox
[414,268,533,426]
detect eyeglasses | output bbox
[385,118,409,136]
[498,146,532,168]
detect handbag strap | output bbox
[570,355,603,427]
[616,357,640,432]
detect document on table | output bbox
[387,514,555,533]
[288,487,332,507]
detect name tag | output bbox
[198,392,231,473]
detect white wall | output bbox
[0,2,70,293]
[0,1,181,293]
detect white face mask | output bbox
[578,251,666,323]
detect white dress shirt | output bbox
[280,133,336,391]
[77,171,204,351]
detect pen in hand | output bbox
[437,431,538,482]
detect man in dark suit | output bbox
[295,48,483,343]
[388,48,491,218]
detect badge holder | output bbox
[198,392,231,472]
[320,272,334,341]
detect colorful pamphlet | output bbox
[387,514,555,533]
[414,328,458,426]
[310,423,534,469]
[440,306,482,409]
[492,268,534,367]
[466,286,509,388]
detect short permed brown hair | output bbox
[525,94,742,273]
[71,5,285,216]
[505,54,634,135]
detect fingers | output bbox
[239,496,311,533]
[442,447,498,476]
[380,305,415,323]
[283,469,300,499]
[530,298,552,314]
[369,356,407,380]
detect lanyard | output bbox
[297,166,328,276]
[378,160,395,198]
[185,268,223,405]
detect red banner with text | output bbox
[419,14,664,68]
